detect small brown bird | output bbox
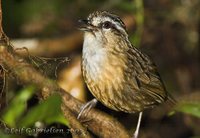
[78,11,171,138]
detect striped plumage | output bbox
[81,11,168,113]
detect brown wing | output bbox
[125,46,168,111]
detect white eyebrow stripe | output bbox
[91,16,127,35]
[104,17,127,34]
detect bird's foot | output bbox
[77,98,98,120]
[133,112,143,138]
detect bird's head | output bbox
[78,11,128,45]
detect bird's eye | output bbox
[102,21,112,29]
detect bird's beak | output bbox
[78,19,94,31]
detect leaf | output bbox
[176,102,200,118]
[2,86,35,127]
[175,92,200,118]
[0,130,19,138]
[19,94,68,127]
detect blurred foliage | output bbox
[0,131,17,138]
[2,86,35,127]
[175,92,200,118]
[130,0,144,47]
[176,102,200,118]
[2,0,68,37]
[18,94,68,127]
[1,86,68,136]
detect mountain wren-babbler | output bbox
[78,11,172,138]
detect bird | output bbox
[78,11,173,138]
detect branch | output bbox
[0,0,6,112]
[0,45,131,138]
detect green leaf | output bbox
[19,94,68,127]
[0,131,15,138]
[2,86,35,127]
[176,102,200,118]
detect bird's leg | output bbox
[77,98,98,120]
[133,112,143,138]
